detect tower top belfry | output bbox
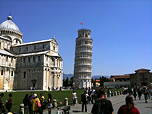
[77,29,91,39]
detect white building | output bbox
[0,16,63,90]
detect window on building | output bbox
[85,34,88,37]
[6,57,8,62]
[23,72,26,78]
[53,46,55,51]
[1,70,3,75]
[23,57,25,63]
[52,58,55,66]
[11,71,13,76]
[43,44,45,49]
[34,45,36,50]
[26,47,28,51]
[11,58,13,62]
[19,48,21,53]
[85,41,89,44]
[33,56,35,62]
[28,57,30,63]
[38,56,41,61]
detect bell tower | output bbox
[73,29,93,88]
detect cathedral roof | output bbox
[0,49,15,57]
[12,39,54,47]
[0,16,22,35]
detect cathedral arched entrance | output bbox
[31,79,37,89]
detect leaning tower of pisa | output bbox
[73,29,93,88]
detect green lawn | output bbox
[0,89,84,113]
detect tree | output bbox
[91,78,96,88]
[69,77,73,87]
[99,77,103,87]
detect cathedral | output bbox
[0,16,63,90]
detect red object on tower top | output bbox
[80,22,84,25]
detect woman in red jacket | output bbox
[118,95,140,114]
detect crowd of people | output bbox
[79,88,141,114]
[0,86,152,114]
[0,93,53,114]
[128,87,152,103]
[0,93,13,114]
[79,86,152,114]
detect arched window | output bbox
[23,72,26,78]
[1,70,3,75]
[33,56,35,62]
[28,57,30,63]
[11,71,13,76]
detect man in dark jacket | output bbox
[91,89,114,114]
[81,91,87,112]
[0,93,5,113]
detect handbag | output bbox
[37,101,41,108]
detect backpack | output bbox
[97,99,111,114]
[81,94,87,102]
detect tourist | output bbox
[0,93,6,113]
[128,88,133,95]
[48,87,50,91]
[133,88,137,100]
[143,87,149,103]
[39,94,46,114]
[28,93,34,114]
[72,91,77,105]
[5,93,13,113]
[23,94,29,114]
[149,88,152,100]
[91,89,114,114]
[137,88,142,100]
[32,94,41,114]
[117,95,140,114]
[87,90,92,104]
[147,88,151,99]
[81,91,88,112]
[47,93,53,114]
[90,90,95,104]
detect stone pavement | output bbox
[44,95,152,114]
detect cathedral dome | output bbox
[0,16,22,35]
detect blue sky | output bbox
[0,0,152,76]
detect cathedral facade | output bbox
[0,16,63,90]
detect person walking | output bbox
[137,88,142,100]
[91,89,114,114]
[39,95,46,114]
[118,95,140,114]
[0,93,5,113]
[32,94,41,114]
[72,91,77,105]
[28,93,34,114]
[133,88,137,100]
[143,88,149,103]
[23,94,29,114]
[5,93,13,113]
[81,91,88,112]
[47,93,53,114]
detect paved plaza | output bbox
[44,95,152,114]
